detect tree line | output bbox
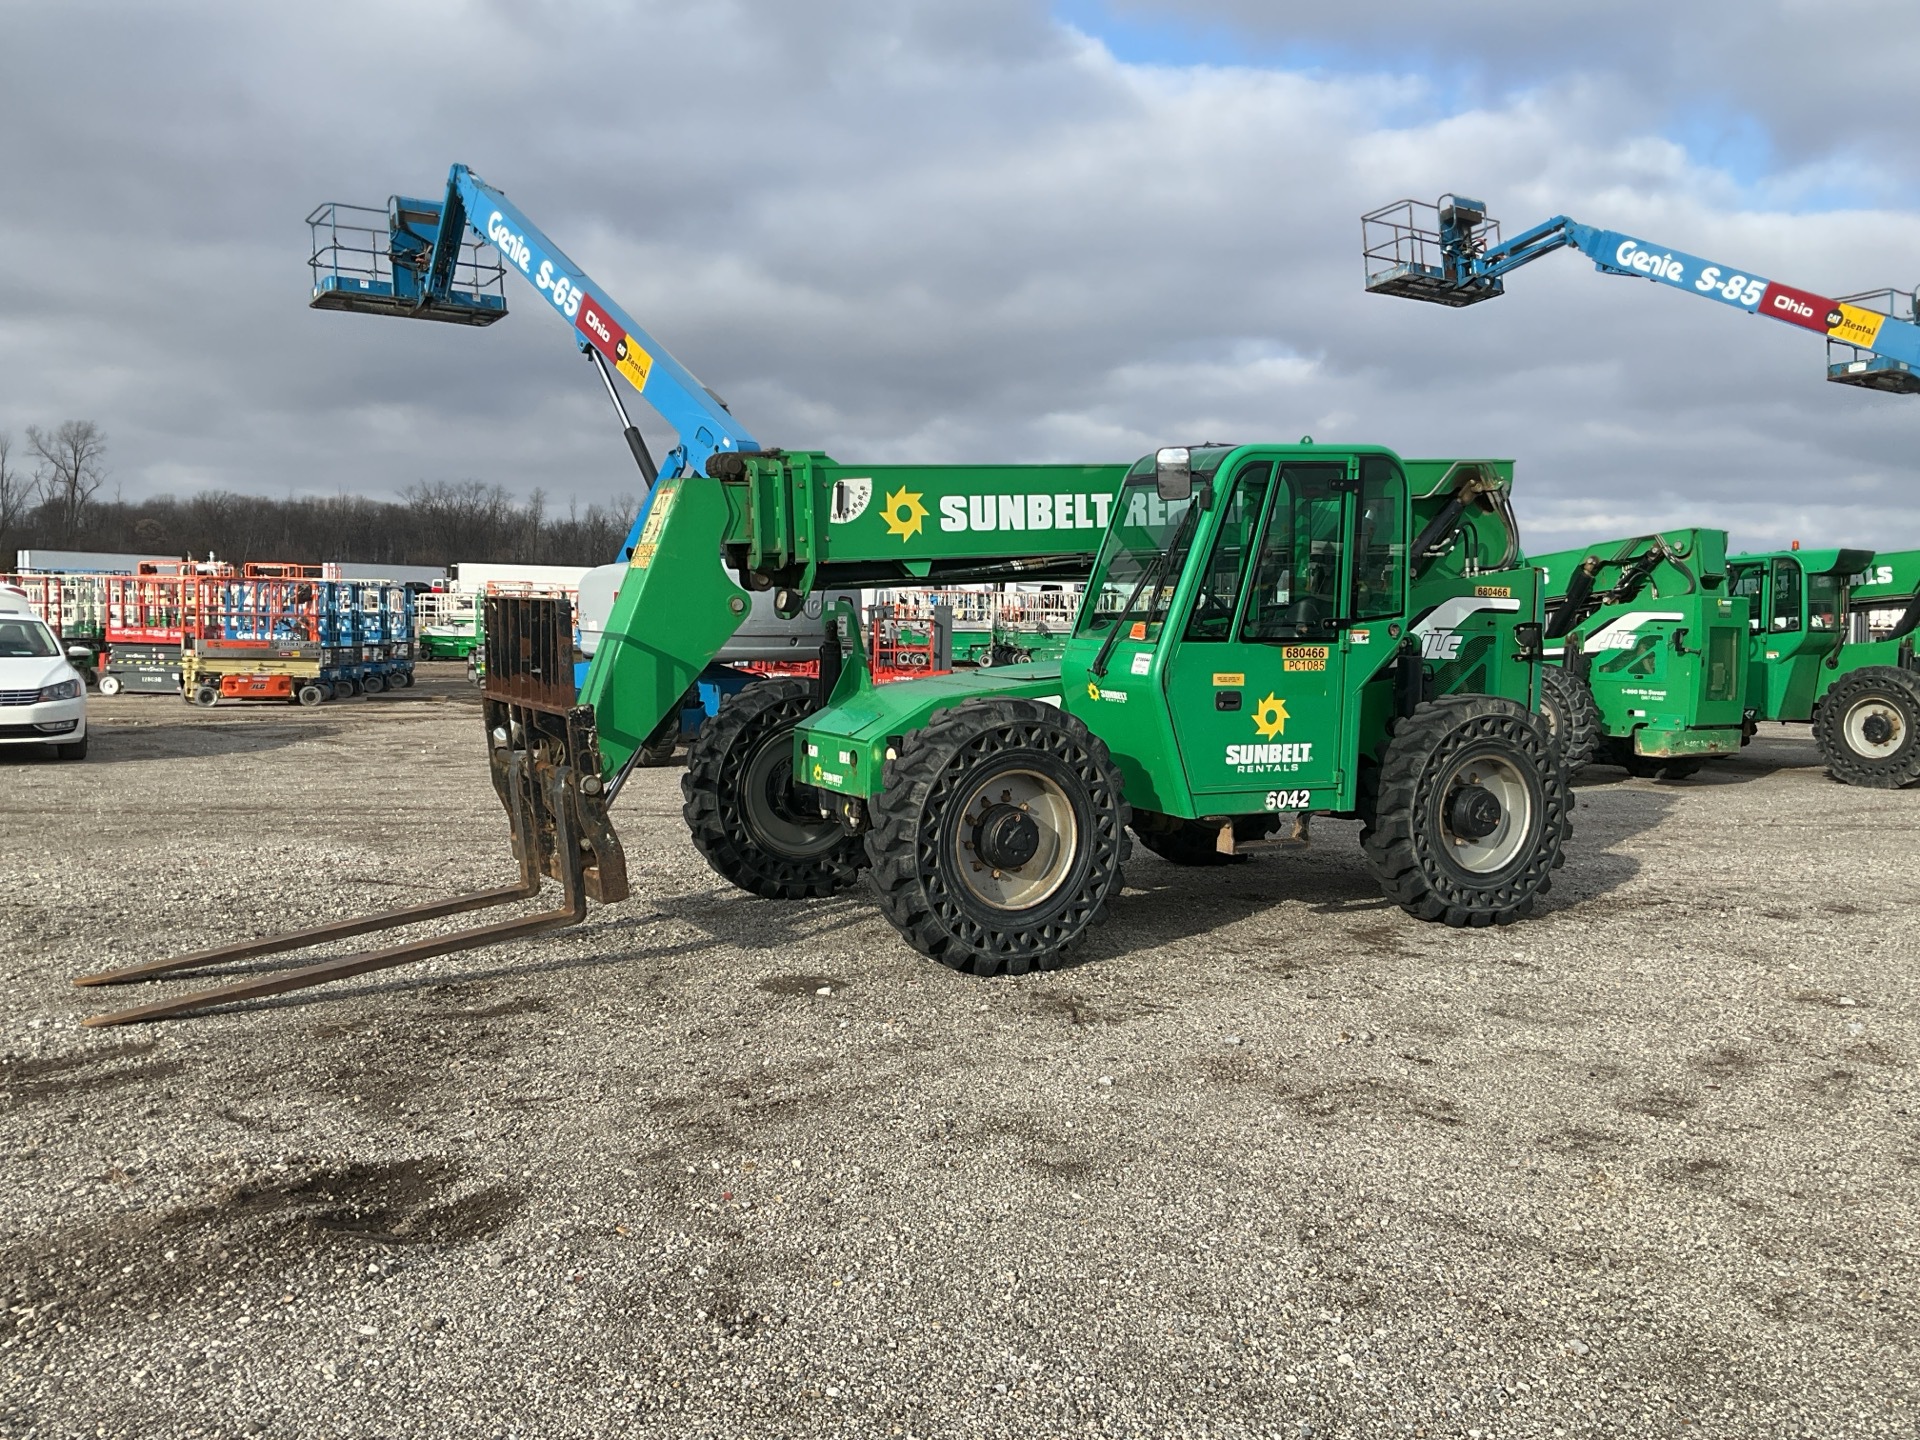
[1,421,640,569]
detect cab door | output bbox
[1164,457,1352,803]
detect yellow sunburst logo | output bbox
[1087,681,1101,701]
[881,486,928,541]
[1252,693,1290,739]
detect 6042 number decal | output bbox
[1264,789,1311,811]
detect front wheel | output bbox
[361,673,385,695]
[1813,667,1920,788]
[682,678,868,898]
[297,684,325,708]
[190,686,218,709]
[866,698,1130,975]
[54,734,88,761]
[1360,696,1570,927]
[96,674,122,697]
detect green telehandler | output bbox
[1528,533,1920,788]
[1529,529,1752,780]
[74,169,1573,1023]
[80,443,1574,1022]
[1728,546,1920,787]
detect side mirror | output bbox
[1154,446,1192,502]
[66,645,92,660]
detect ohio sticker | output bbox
[1282,646,1328,672]
[576,293,655,392]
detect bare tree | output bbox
[28,420,108,545]
[0,430,42,548]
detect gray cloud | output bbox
[1,0,1915,557]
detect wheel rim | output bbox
[1843,695,1906,760]
[1437,751,1533,875]
[740,730,843,859]
[952,767,1078,910]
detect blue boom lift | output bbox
[308,164,835,758]
[1361,195,1920,395]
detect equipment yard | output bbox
[4,664,1916,1439]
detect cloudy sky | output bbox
[3,0,1917,552]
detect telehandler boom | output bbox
[74,169,1575,1023]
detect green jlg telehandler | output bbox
[1728,546,1920,787]
[1528,528,1752,780]
[78,443,1573,1023]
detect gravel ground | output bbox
[3,662,1917,1439]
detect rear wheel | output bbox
[297,684,325,708]
[866,698,1130,975]
[1536,665,1600,776]
[96,674,122,697]
[1130,808,1242,866]
[393,669,414,689]
[1359,696,1570,927]
[1813,666,1920,788]
[682,678,868,898]
[361,673,385,694]
[190,686,219,708]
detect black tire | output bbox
[1130,808,1242,866]
[362,673,386,695]
[681,677,868,899]
[1359,695,1570,928]
[393,669,415,689]
[297,684,325,708]
[337,678,359,698]
[865,698,1130,975]
[96,674,122,697]
[1537,665,1600,776]
[54,733,88,761]
[1813,666,1920,789]
[190,686,219,708]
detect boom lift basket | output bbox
[75,596,626,1025]
[1826,288,1920,395]
[308,200,508,326]
[1362,197,1505,307]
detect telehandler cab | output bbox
[74,169,1573,1024]
[1728,547,1920,787]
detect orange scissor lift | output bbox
[182,572,327,706]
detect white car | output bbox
[0,590,89,760]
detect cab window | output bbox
[1808,573,1842,631]
[1242,463,1346,641]
[1770,558,1802,632]
[1185,461,1274,641]
[1352,456,1406,621]
[1729,564,1764,632]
